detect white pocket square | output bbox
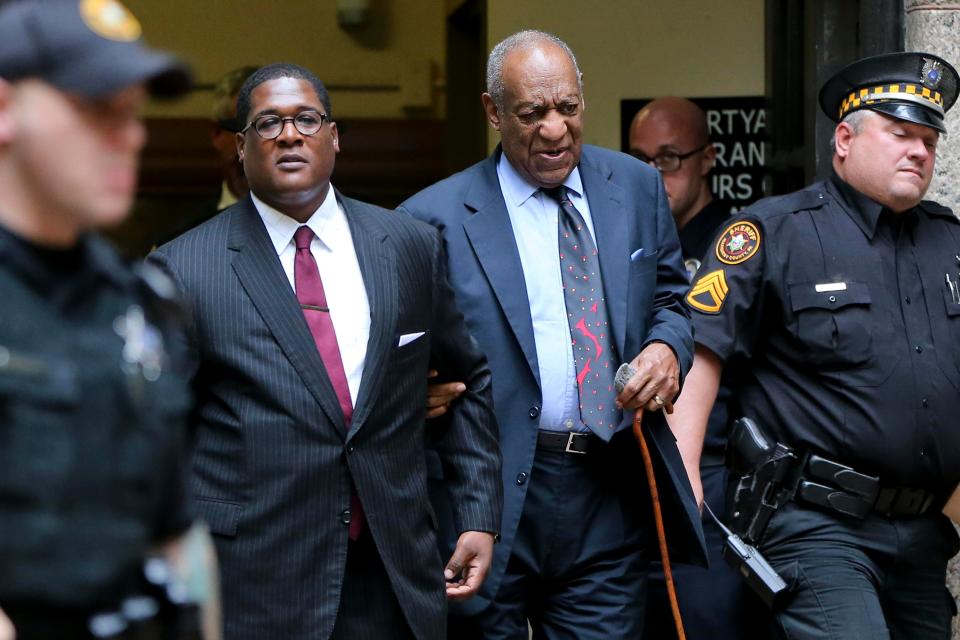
[398,331,426,347]
[630,248,645,261]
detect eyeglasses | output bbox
[241,110,328,139]
[630,143,709,173]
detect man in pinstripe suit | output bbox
[150,63,502,640]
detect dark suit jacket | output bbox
[399,145,708,614]
[149,194,502,640]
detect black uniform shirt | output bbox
[0,225,96,313]
[0,225,192,609]
[687,173,960,492]
[677,199,732,457]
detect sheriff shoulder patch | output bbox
[687,269,728,314]
[716,221,761,265]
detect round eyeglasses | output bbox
[241,110,328,140]
[630,143,709,173]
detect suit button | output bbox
[516,472,527,485]
[528,406,540,419]
[341,509,352,525]
[347,445,355,454]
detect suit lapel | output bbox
[463,153,541,387]
[341,195,397,441]
[227,197,347,434]
[580,150,629,362]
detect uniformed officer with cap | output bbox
[670,51,960,639]
[0,1,215,639]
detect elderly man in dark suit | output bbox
[150,63,502,640]
[400,30,706,639]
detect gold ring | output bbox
[653,394,665,407]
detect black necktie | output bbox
[543,187,620,438]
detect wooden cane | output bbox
[632,407,687,640]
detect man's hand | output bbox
[444,531,495,601]
[0,607,14,640]
[158,524,221,640]
[426,369,466,419]
[615,342,680,414]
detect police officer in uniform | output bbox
[0,1,206,638]
[670,52,960,639]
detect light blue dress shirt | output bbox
[496,154,596,433]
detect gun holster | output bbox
[726,417,800,545]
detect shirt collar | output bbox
[250,186,341,255]
[0,225,131,291]
[828,171,885,239]
[497,151,584,207]
[678,199,729,252]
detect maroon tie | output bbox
[293,226,364,540]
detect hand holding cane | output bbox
[614,363,687,640]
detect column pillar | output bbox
[906,1,960,207]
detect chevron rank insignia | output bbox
[687,269,729,314]
[716,221,761,265]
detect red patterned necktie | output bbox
[543,187,620,437]
[293,225,364,539]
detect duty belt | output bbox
[794,454,935,519]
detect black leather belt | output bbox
[795,454,935,519]
[536,430,603,455]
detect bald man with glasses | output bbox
[629,97,763,640]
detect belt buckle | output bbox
[565,432,588,455]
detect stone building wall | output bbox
[906,4,960,635]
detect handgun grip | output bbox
[728,417,774,474]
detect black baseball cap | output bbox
[0,0,191,99]
[819,51,958,134]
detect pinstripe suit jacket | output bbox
[399,145,708,615]
[149,193,502,640]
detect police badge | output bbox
[80,0,142,42]
[921,57,943,89]
[114,305,165,383]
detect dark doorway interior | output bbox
[764,0,903,192]
[445,0,488,175]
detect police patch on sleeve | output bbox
[716,221,761,265]
[687,269,728,314]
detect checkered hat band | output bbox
[839,83,944,119]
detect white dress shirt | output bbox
[496,154,597,433]
[251,188,370,406]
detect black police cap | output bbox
[819,51,958,134]
[0,0,191,99]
